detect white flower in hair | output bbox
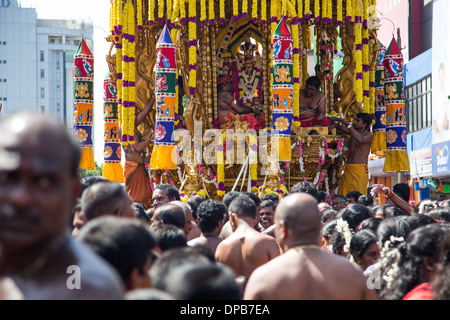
[336,218,353,252]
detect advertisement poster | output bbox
[432,0,450,144]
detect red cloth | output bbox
[402,282,432,300]
[299,114,330,127]
[214,112,265,130]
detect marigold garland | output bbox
[304,0,310,19]
[261,0,267,24]
[200,0,206,26]
[217,133,225,197]
[242,0,248,19]
[137,0,143,30]
[292,17,300,127]
[188,0,196,96]
[180,0,186,24]
[314,0,321,22]
[337,0,343,25]
[219,0,225,24]
[346,0,353,23]
[233,0,239,22]
[251,0,258,23]
[209,0,215,24]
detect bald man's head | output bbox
[275,193,321,243]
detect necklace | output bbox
[289,244,321,252]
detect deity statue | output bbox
[231,37,264,110]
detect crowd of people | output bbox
[1,112,450,301]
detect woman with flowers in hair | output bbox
[376,224,450,300]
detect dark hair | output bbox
[384,205,408,218]
[318,191,327,203]
[321,220,337,240]
[379,224,450,300]
[405,214,438,231]
[164,263,240,300]
[393,183,410,202]
[350,229,378,259]
[155,203,186,229]
[356,112,373,130]
[228,195,256,219]
[428,207,450,224]
[357,195,373,207]
[331,229,347,256]
[260,199,277,211]
[242,192,261,206]
[78,216,157,282]
[346,191,363,202]
[81,175,110,192]
[340,204,373,232]
[155,184,181,201]
[222,191,241,209]
[133,202,150,224]
[196,200,227,233]
[320,209,337,223]
[432,233,450,299]
[333,194,347,203]
[261,192,280,203]
[306,76,321,89]
[377,217,411,250]
[151,224,187,252]
[291,181,319,201]
[357,217,383,233]
[81,182,129,221]
[186,194,206,220]
[150,247,213,291]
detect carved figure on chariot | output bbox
[214,37,265,131]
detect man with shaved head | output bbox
[244,193,378,300]
[0,112,124,299]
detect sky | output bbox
[19,0,113,165]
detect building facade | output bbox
[0,0,93,126]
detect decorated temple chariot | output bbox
[105,0,381,201]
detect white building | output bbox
[0,0,93,126]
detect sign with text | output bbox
[410,147,432,178]
[432,141,450,176]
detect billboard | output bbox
[432,0,450,145]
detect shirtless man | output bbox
[298,76,330,127]
[244,193,378,300]
[334,113,374,196]
[187,200,227,254]
[0,113,124,299]
[215,196,281,279]
[215,77,263,130]
[122,96,155,208]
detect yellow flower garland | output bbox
[180,0,186,22]
[337,0,343,24]
[188,0,196,94]
[346,0,353,22]
[252,0,258,22]
[220,0,225,23]
[314,0,320,21]
[242,0,248,18]
[354,1,363,104]
[148,0,155,24]
[261,0,266,23]
[297,0,303,20]
[233,0,239,20]
[137,0,143,29]
[172,0,180,22]
[158,0,164,23]
[167,0,173,22]
[201,0,206,25]
[304,0,310,18]
[292,21,300,127]
[217,133,225,197]
[209,0,215,23]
